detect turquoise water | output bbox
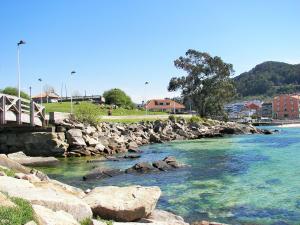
[40,127,300,224]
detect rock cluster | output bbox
[0,117,265,157]
[83,156,185,181]
[54,118,261,157]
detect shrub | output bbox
[188,116,203,124]
[80,218,93,225]
[0,195,37,225]
[0,167,15,177]
[168,115,176,122]
[74,102,100,125]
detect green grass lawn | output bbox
[44,102,167,116]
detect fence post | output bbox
[16,99,22,125]
[30,100,35,126]
[0,96,6,125]
[41,107,46,127]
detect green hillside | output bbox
[234,61,300,99]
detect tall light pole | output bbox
[38,78,43,105]
[17,40,26,99]
[70,71,76,114]
[144,81,149,115]
[29,86,32,99]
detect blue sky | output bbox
[0,0,299,103]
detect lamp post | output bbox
[144,81,149,115]
[17,40,26,99]
[70,71,76,114]
[29,86,32,99]
[38,78,43,105]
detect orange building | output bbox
[145,99,185,113]
[273,94,300,119]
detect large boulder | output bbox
[0,154,31,174]
[0,176,92,221]
[7,151,59,167]
[66,129,87,147]
[83,185,161,222]
[33,204,80,225]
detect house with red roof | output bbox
[145,99,185,113]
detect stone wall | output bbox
[0,131,68,157]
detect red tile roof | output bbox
[145,99,185,110]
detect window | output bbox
[166,102,170,106]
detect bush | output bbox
[168,115,176,122]
[0,195,37,225]
[188,116,203,124]
[80,218,93,225]
[74,102,100,125]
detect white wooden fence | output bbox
[0,94,45,126]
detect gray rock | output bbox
[126,162,156,173]
[66,129,86,147]
[152,160,171,171]
[83,167,123,180]
[8,151,59,167]
[83,185,161,222]
[33,204,80,225]
[0,176,92,221]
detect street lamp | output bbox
[144,81,149,115]
[38,78,42,105]
[70,71,76,114]
[29,86,32,99]
[17,40,26,99]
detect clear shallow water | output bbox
[40,127,300,225]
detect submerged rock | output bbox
[83,185,161,222]
[125,162,156,173]
[83,167,123,180]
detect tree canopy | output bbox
[103,88,134,108]
[0,87,30,99]
[168,49,235,118]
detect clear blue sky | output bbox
[0,0,299,103]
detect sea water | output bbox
[40,127,300,224]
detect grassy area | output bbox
[0,194,37,225]
[44,102,167,116]
[0,167,15,177]
[101,118,168,124]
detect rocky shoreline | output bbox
[0,118,273,224]
[0,117,272,158]
[0,153,226,225]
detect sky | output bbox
[0,0,299,103]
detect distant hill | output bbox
[234,61,300,99]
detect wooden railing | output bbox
[0,94,45,126]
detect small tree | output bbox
[103,88,134,108]
[0,87,30,99]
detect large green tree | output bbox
[168,49,235,118]
[103,88,134,108]
[0,87,30,99]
